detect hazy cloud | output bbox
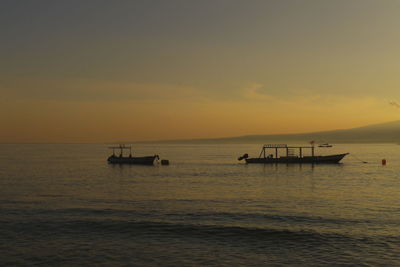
[389,101,400,108]
[0,77,207,103]
[242,83,273,100]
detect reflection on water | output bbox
[0,143,400,266]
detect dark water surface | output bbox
[1,144,400,266]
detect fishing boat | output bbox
[318,143,333,148]
[238,144,348,164]
[107,144,159,165]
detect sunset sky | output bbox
[2,0,400,142]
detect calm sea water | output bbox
[1,143,400,266]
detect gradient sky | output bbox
[1,0,400,142]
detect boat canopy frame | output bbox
[259,144,315,159]
[109,144,132,157]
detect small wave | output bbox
[3,218,399,246]
[0,218,332,240]
[2,218,400,266]
[0,207,386,226]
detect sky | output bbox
[1,0,400,143]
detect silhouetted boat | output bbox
[238,144,348,164]
[318,143,333,148]
[107,144,159,165]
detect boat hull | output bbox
[245,153,348,164]
[107,155,158,165]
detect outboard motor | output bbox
[238,153,249,161]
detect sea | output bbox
[1,143,399,266]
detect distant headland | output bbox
[140,120,400,144]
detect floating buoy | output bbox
[382,159,386,165]
[161,159,169,165]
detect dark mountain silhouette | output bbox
[149,120,400,144]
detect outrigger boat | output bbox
[107,144,159,165]
[238,144,348,164]
[318,143,333,148]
